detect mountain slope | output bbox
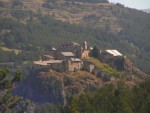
[14,56,147,105]
[0,0,150,73]
[143,8,150,13]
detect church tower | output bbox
[82,41,88,50]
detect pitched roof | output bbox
[34,60,62,65]
[61,52,75,57]
[46,60,62,64]
[106,50,122,56]
[34,61,48,65]
[70,58,82,62]
[43,55,54,59]
[51,47,56,51]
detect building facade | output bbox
[34,41,90,72]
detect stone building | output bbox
[57,41,90,59]
[42,55,54,61]
[48,47,57,57]
[77,41,90,59]
[83,61,115,82]
[33,60,52,71]
[100,49,123,63]
[65,58,83,71]
[33,41,90,72]
[83,61,95,73]
[55,52,75,60]
[101,49,122,59]
[34,60,64,72]
[34,58,83,72]
[50,61,65,72]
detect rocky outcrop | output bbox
[13,69,64,104]
[13,69,103,105]
[109,57,147,79]
[83,57,148,84]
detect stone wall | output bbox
[51,63,66,72]
[84,62,95,73]
[66,60,83,72]
[81,50,89,59]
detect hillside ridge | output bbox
[0,0,150,74]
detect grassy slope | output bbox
[83,58,124,76]
[0,46,21,54]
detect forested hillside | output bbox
[64,79,150,113]
[0,0,150,74]
[0,1,150,112]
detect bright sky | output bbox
[108,0,150,9]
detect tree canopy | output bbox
[0,69,28,113]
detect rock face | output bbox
[83,57,147,84]
[107,57,146,78]
[110,57,133,72]
[14,69,64,104]
[14,69,103,105]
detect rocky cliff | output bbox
[14,57,147,105]
[14,69,103,105]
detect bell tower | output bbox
[82,41,87,50]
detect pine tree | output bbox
[0,68,29,113]
[91,46,100,59]
[68,96,79,113]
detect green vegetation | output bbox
[19,77,150,113]
[0,0,150,75]
[0,1,150,112]
[0,46,21,54]
[0,4,150,73]
[64,79,150,113]
[0,69,28,113]
[84,58,123,76]
[0,48,39,66]
[90,46,100,59]
[0,62,14,66]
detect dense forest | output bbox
[63,79,150,113]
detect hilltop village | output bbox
[33,41,128,75]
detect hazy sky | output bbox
[108,0,150,9]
